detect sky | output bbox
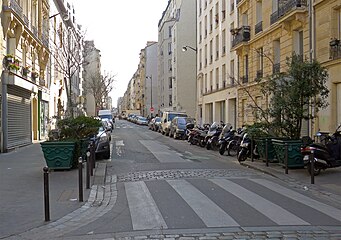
[70,0,169,107]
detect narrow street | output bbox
[65,119,341,239]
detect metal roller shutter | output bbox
[7,86,32,149]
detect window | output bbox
[222,64,226,87]
[230,59,235,85]
[169,77,173,89]
[243,55,249,83]
[168,26,172,38]
[205,44,208,66]
[272,0,278,13]
[215,2,219,27]
[256,47,263,78]
[210,40,213,63]
[222,29,226,55]
[168,59,172,71]
[205,73,208,93]
[293,30,303,57]
[256,1,262,24]
[209,9,213,32]
[215,67,219,90]
[199,49,203,70]
[215,35,219,60]
[205,15,208,37]
[199,21,202,42]
[338,8,341,40]
[210,71,213,92]
[168,42,172,55]
[221,0,226,20]
[273,39,281,73]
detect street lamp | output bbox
[146,75,153,117]
[182,45,197,52]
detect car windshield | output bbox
[177,118,187,125]
[139,117,147,121]
[155,117,161,122]
[169,113,187,121]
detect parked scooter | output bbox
[187,124,209,147]
[237,132,259,162]
[218,124,233,155]
[206,122,223,150]
[301,124,341,176]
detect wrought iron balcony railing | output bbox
[330,39,341,60]
[270,0,307,25]
[231,26,251,48]
[255,21,263,34]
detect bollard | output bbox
[86,151,91,189]
[251,136,254,162]
[265,138,269,167]
[310,150,315,184]
[90,142,94,176]
[284,142,289,174]
[43,166,50,222]
[78,157,83,202]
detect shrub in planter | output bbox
[41,116,101,169]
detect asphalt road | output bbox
[64,119,341,238]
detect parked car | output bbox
[161,111,188,136]
[92,122,111,160]
[149,117,162,131]
[169,117,195,139]
[136,116,148,125]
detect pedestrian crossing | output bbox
[118,177,341,231]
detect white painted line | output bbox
[167,179,239,227]
[125,181,167,230]
[210,179,309,226]
[251,178,341,222]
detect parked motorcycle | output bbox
[301,124,341,176]
[237,132,259,162]
[206,122,222,150]
[187,124,209,147]
[218,124,234,155]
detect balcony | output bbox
[255,21,263,35]
[270,0,307,25]
[3,0,23,18]
[231,26,251,48]
[330,39,341,60]
[273,63,281,74]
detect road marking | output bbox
[210,179,309,226]
[167,179,239,227]
[125,181,167,230]
[251,178,341,222]
[140,140,187,163]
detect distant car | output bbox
[169,117,194,139]
[136,116,148,125]
[153,117,162,131]
[101,118,113,132]
[92,122,111,160]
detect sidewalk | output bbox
[0,143,105,239]
[240,158,341,204]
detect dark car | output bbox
[169,117,194,139]
[92,123,111,160]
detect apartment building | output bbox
[144,41,158,118]
[314,0,341,133]
[1,0,51,151]
[197,0,238,127]
[232,0,311,134]
[158,0,197,118]
[82,40,101,117]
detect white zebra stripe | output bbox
[167,179,239,227]
[250,178,341,222]
[125,181,167,230]
[210,179,309,226]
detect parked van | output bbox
[161,111,187,136]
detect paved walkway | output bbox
[1,143,341,240]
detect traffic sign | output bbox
[150,107,154,112]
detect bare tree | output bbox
[85,71,115,113]
[50,19,86,118]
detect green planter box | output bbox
[255,137,279,163]
[40,141,76,170]
[271,139,304,168]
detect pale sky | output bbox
[70,0,169,107]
